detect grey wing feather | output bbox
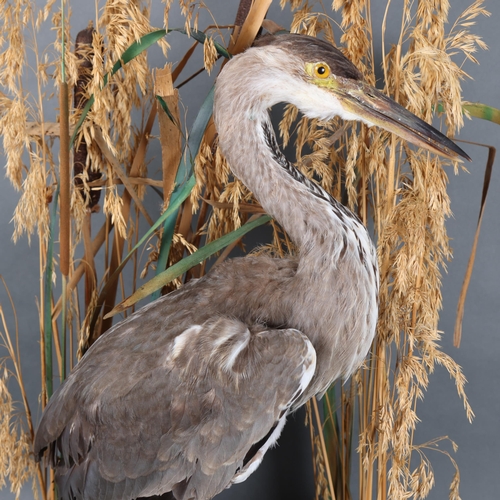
[35,314,316,500]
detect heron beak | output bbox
[329,77,471,161]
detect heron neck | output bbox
[217,110,364,258]
[215,103,379,386]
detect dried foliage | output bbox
[0,281,40,499]
[0,0,489,499]
[0,370,38,499]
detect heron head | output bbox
[249,34,469,161]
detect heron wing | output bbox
[35,314,316,500]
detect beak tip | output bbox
[451,145,471,163]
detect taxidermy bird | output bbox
[34,34,469,500]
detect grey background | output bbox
[0,1,498,499]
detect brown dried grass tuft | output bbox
[0,373,39,499]
[0,0,489,499]
[0,280,42,499]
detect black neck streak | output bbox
[261,121,363,227]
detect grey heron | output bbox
[34,34,469,500]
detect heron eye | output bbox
[314,63,330,79]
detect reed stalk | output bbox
[0,1,491,499]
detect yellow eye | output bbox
[313,62,330,79]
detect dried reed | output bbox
[0,0,489,499]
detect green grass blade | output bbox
[437,102,500,126]
[154,213,177,297]
[156,95,179,126]
[462,102,500,125]
[70,96,94,147]
[43,187,59,398]
[175,86,215,189]
[152,86,216,300]
[109,215,272,316]
[109,29,167,75]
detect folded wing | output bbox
[35,315,316,500]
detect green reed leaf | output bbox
[43,187,59,398]
[153,86,216,300]
[437,101,500,126]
